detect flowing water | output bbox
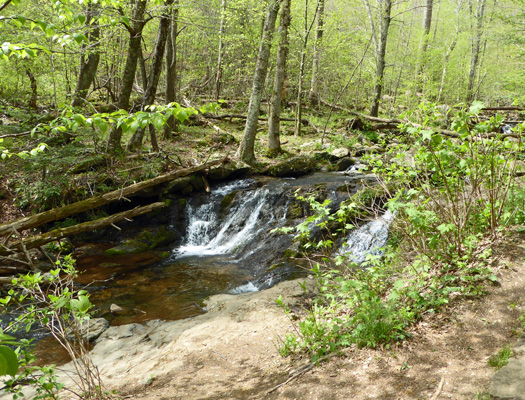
[3,171,393,365]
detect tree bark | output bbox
[308,0,325,106]
[106,0,148,153]
[71,3,101,107]
[128,0,174,152]
[466,0,487,102]
[236,0,281,164]
[0,203,166,256]
[267,0,291,157]
[370,0,393,117]
[25,67,38,109]
[164,0,180,138]
[437,0,463,102]
[0,158,226,238]
[215,0,226,101]
[415,0,434,94]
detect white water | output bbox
[176,182,272,258]
[338,210,394,264]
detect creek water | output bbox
[5,172,393,365]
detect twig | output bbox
[430,374,445,400]
[266,353,335,395]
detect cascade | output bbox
[338,210,394,264]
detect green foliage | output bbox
[0,255,107,399]
[488,346,513,369]
[278,105,517,361]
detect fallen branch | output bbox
[319,98,524,139]
[0,202,166,256]
[0,130,33,139]
[0,158,227,238]
[481,106,525,111]
[205,113,310,125]
[266,353,336,395]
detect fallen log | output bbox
[481,106,525,111]
[0,202,166,256]
[205,113,310,124]
[0,158,226,238]
[320,98,524,139]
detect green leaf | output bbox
[469,101,484,115]
[73,33,87,44]
[0,345,18,376]
[77,14,86,24]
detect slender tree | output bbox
[466,0,487,102]
[268,0,292,157]
[106,0,148,153]
[415,0,434,94]
[128,0,174,152]
[71,3,101,107]
[308,0,324,106]
[236,0,281,164]
[370,0,393,117]
[164,0,180,138]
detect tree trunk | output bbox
[466,0,487,102]
[127,0,174,152]
[71,3,101,107]
[236,0,281,164]
[164,0,180,138]
[437,0,463,102]
[415,0,434,94]
[370,0,393,117]
[308,0,324,106]
[215,0,226,101]
[267,0,291,157]
[106,0,147,153]
[25,67,38,109]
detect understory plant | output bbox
[277,103,524,361]
[0,254,108,399]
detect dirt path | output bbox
[85,231,525,400]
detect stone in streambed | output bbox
[265,155,316,177]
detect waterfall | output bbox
[176,180,273,257]
[338,210,394,264]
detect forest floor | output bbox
[108,229,525,400]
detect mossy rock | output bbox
[104,227,177,256]
[209,160,252,181]
[287,201,304,219]
[163,176,193,195]
[220,191,238,213]
[334,157,354,171]
[265,155,316,177]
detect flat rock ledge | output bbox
[20,278,314,400]
[489,337,525,399]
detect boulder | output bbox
[265,155,316,178]
[331,147,349,159]
[334,157,353,171]
[209,160,252,181]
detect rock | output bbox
[490,337,525,399]
[110,304,125,314]
[104,227,177,256]
[331,148,349,159]
[489,359,525,398]
[162,176,193,195]
[265,155,316,177]
[209,160,252,181]
[68,317,110,342]
[334,157,353,171]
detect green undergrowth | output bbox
[276,103,525,361]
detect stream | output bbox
[3,171,393,365]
